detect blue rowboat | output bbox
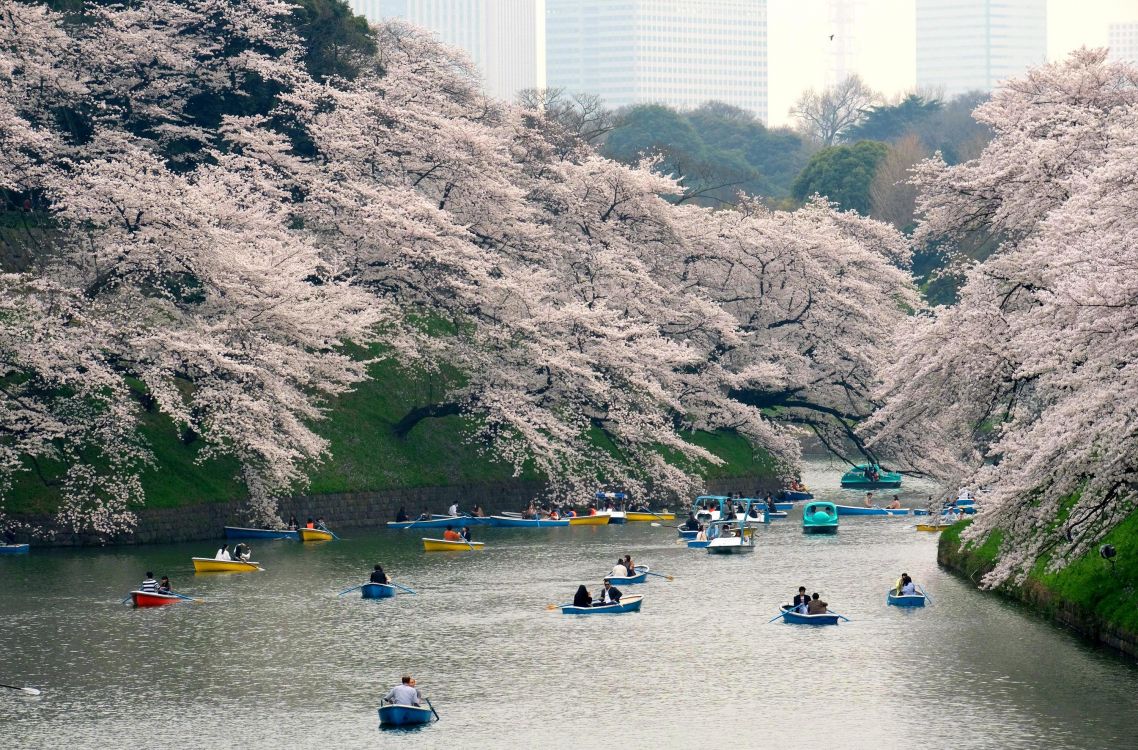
[779,490,814,502]
[378,704,435,726]
[834,505,909,516]
[560,594,643,615]
[803,502,838,534]
[887,591,927,607]
[840,464,902,489]
[362,583,396,599]
[677,528,699,540]
[912,508,930,516]
[224,526,299,541]
[0,543,30,555]
[941,506,976,515]
[387,516,488,530]
[605,565,649,585]
[779,609,841,625]
[686,539,710,549]
[489,515,569,528]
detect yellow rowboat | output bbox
[297,528,335,542]
[191,557,263,573]
[567,515,610,526]
[626,511,675,522]
[915,524,946,532]
[422,538,485,552]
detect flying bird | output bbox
[829,34,835,41]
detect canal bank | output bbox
[938,519,1138,661]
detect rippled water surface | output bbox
[2,460,1136,749]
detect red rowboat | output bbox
[130,590,182,607]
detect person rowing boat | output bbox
[382,674,422,707]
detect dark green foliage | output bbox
[602,102,812,204]
[792,140,888,216]
[845,92,992,165]
[846,94,943,142]
[290,0,376,81]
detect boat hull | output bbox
[362,583,396,599]
[840,479,902,489]
[678,528,699,539]
[780,610,841,625]
[387,516,493,530]
[560,594,643,614]
[887,592,927,607]
[130,590,181,607]
[223,526,298,541]
[779,490,814,502]
[605,566,649,585]
[191,557,262,573]
[707,539,755,554]
[803,525,838,534]
[0,543,30,555]
[297,528,335,542]
[567,515,610,526]
[912,508,930,516]
[489,516,569,528]
[598,511,626,524]
[915,524,945,532]
[422,537,484,552]
[626,512,675,522]
[686,539,710,548]
[378,704,434,726]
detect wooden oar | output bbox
[426,697,440,721]
[649,521,682,529]
[0,683,41,696]
[545,602,570,611]
[389,582,416,595]
[338,584,364,596]
[640,569,674,581]
[168,591,203,604]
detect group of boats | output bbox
[386,508,675,531]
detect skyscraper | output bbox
[545,0,768,120]
[916,0,1046,98]
[1108,21,1138,65]
[348,1,546,101]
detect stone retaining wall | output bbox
[15,475,778,547]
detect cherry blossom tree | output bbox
[865,49,1138,584]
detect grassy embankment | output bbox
[940,513,1138,649]
[6,360,775,516]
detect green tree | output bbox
[791,141,888,216]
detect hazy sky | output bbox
[767,0,1138,126]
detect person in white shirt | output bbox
[597,580,623,605]
[609,559,630,578]
[447,502,458,517]
[383,675,422,706]
[215,544,232,561]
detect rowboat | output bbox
[779,490,814,502]
[386,516,492,530]
[678,528,700,540]
[605,565,649,585]
[362,583,396,599]
[626,511,675,522]
[567,514,610,526]
[834,505,909,516]
[803,502,839,534]
[489,515,569,528]
[223,526,298,541]
[130,590,183,607]
[378,704,435,726]
[0,543,30,555]
[422,537,484,552]
[778,609,842,625]
[912,508,930,516]
[297,528,335,542]
[686,539,710,549]
[840,464,902,489]
[887,591,927,607]
[191,557,262,573]
[560,594,644,614]
[915,524,945,532]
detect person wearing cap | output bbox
[382,674,422,706]
[596,579,623,606]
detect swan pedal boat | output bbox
[840,464,902,489]
[130,590,183,607]
[362,583,396,599]
[779,609,841,625]
[422,537,484,552]
[223,526,298,541]
[378,703,435,726]
[803,502,839,534]
[567,514,610,525]
[887,591,927,607]
[625,511,675,522]
[0,543,30,555]
[297,527,335,542]
[191,557,263,573]
[560,594,644,614]
[605,565,650,585]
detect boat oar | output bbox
[641,570,674,582]
[918,585,934,604]
[338,585,364,596]
[831,612,852,622]
[767,610,789,623]
[389,582,416,595]
[318,525,341,540]
[120,595,132,604]
[0,684,41,696]
[426,696,440,722]
[169,591,203,604]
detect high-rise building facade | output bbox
[916,0,1046,98]
[545,0,768,120]
[1108,22,1138,65]
[349,1,546,102]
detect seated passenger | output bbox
[806,593,828,615]
[443,525,462,542]
[573,585,592,607]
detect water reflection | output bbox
[1,459,1135,749]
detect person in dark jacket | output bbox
[370,564,388,584]
[395,506,409,523]
[573,585,592,608]
[792,586,810,613]
[596,579,622,605]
